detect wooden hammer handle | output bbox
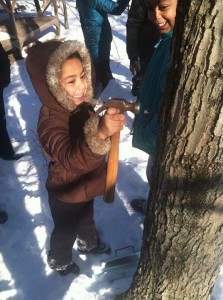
[104,131,120,203]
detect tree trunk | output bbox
[117,0,223,299]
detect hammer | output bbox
[95,98,140,203]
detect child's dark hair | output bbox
[67,52,82,62]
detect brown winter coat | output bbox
[26,40,111,203]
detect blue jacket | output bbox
[76,0,129,63]
[132,31,173,155]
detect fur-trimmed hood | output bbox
[26,40,95,112]
[46,40,95,112]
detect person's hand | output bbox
[98,108,126,140]
[130,58,141,76]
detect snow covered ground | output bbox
[0,1,222,299]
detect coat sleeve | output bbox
[132,36,172,156]
[84,115,111,155]
[126,0,147,60]
[37,105,109,174]
[132,112,158,155]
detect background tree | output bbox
[117,0,223,299]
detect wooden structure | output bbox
[0,0,68,52]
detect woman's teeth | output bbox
[159,21,167,27]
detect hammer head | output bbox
[95,98,140,115]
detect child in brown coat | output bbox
[26,40,125,276]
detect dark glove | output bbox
[130,58,141,76]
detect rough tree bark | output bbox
[117,0,223,299]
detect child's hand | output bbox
[98,108,126,140]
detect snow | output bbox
[0,1,222,299]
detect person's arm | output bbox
[126,0,146,60]
[126,0,147,75]
[84,107,126,155]
[133,112,159,155]
[38,106,125,171]
[37,106,108,174]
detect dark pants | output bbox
[94,60,113,98]
[0,89,14,157]
[48,194,98,265]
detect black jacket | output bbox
[126,0,160,72]
[0,43,10,89]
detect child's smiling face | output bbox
[147,0,177,35]
[60,57,88,106]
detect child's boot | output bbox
[47,251,80,276]
[77,238,111,255]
